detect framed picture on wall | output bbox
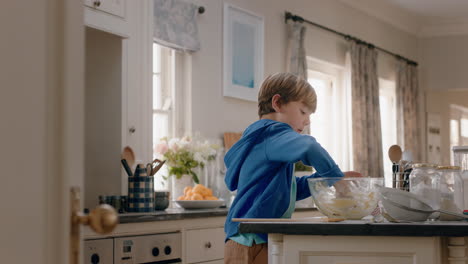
[223,3,264,102]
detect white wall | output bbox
[189,0,418,139]
[421,35,468,164]
[426,90,468,165]
[85,28,123,209]
[420,35,468,91]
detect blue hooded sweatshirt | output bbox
[224,119,344,242]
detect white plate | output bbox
[175,200,224,209]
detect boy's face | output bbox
[277,101,313,133]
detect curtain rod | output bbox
[285,11,418,66]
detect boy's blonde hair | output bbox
[257,72,317,117]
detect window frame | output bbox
[152,43,191,190]
[307,57,352,171]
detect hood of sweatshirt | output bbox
[224,119,277,191]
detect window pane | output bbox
[153,43,161,73]
[153,74,162,110]
[451,119,460,146]
[379,79,396,187]
[461,118,468,138]
[309,77,333,154]
[153,113,169,145]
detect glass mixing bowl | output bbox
[307,177,384,220]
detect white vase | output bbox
[171,174,193,202]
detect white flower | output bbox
[168,138,180,151]
[193,152,204,164]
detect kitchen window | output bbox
[152,43,189,190]
[450,104,468,163]
[153,43,174,145]
[307,58,397,183]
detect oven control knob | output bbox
[152,247,160,257]
[164,245,172,255]
[91,253,100,264]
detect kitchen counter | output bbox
[238,219,468,264]
[239,219,468,237]
[118,207,317,223]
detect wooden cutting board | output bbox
[232,217,345,223]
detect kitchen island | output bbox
[239,220,468,264]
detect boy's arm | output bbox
[265,123,344,178]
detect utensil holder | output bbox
[128,176,154,212]
[392,169,411,191]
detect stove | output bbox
[84,232,182,264]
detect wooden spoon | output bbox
[122,146,136,169]
[388,145,402,163]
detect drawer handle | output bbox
[93,0,101,7]
[205,242,212,249]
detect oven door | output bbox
[114,233,182,264]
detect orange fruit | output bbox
[190,193,203,200]
[183,186,192,195]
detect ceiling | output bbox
[339,0,468,37]
[386,0,468,20]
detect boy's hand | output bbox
[343,171,362,178]
[335,171,363,197]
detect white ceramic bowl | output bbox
[308,177,383,220]
[379,187,432,222]
[175,200,224,209]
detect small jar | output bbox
[437,166,464,220]
[409,163,439,219]
[154,191,170,210]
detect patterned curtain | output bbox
[153,0,200,52]
[286,19,309,135]
[286,20,307,79]
[349,40,384,178]
[396,60,419,162]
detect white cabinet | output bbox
[270,234,441,264]
[84,0,125,18]
[84,0,131,38]
[185,228,225,263]
[84,216,227,264]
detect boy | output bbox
[224,72,360,264]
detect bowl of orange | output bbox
[175,184,224,209]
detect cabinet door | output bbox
[277,235,441,264]
[84,0,125,18]
[185,228,225,263]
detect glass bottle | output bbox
[453,146,468,209]
[409,163,439,212]
[437,166,464,221]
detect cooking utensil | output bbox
[149,159,166,176]
[122,146,136,169]
[380,187,468,221]
[388,145,402,163]
[388,145,402,188]
[232,217,345,223]
[120,159,133,177]
[223,132,242,150]
[402,150,413,164]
